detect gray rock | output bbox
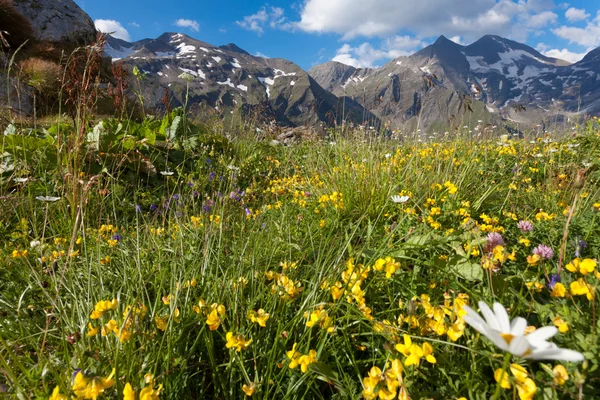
[13,0,96,44]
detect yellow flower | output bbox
[494,369,511,389]
[139,384,162,400]
[242,383,256,396]
[519,237,530,247]
[50,386,67,400]
[72,370,115,400]
[297,350,317,373]
[123,383,135,400]
[87,323,99,337]
[551,282,566,298]
[90,299,118,319]
[206,305,226,330]
[225,332,252,352]
[526,254,540,266]
[155,315,167,331]
[247,309,270,327]
[553,316,569,333]
[516,378,537,400]
[422,342,436,364]
[552,364,568,386]
[525,282,544,292]
[570,279,594,300]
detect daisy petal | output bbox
[478,301,500,331]
[510,317,527,336]
[526,348,584,362]
[527,326,558,346]
[493,302,511,333]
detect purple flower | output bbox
[193,190,199,198]
[485,232,505,253]
[533,244,554,260]
[209,172,216,181]
[172,194,179,201]
[202,199,213,213]
[149,204,158,212]
[517,220,533,233]
[135,205,141,213]
[229,191,241,201]
[188,181,194,187]
[244,207,251,217]
[547,274,561,290]
[113,234,122,241]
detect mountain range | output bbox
[105,33,600,131]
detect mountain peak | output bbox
[434,35,457,46]
[219,43,250,55]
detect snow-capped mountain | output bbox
[103,33,380,128]
[310,35,600,129]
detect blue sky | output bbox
[75,0,600,69]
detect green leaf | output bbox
[448,255,483,282]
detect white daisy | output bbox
[463,301,584,362]
[36,196,61,202]
[391,195,410,204]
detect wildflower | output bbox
[206,305,226,330]
[444,181,458,194]
[225,332,252,352]
[87,323,99,337]
[72,369,115,399]
[550,282,566,298]
[518,237,530,247]
[462,301,584,361]
[533,245,554,260]
[485,232,504,253]
[90,299,118,319]
[570,279,594,300]
[517,220,533,233]
[395,335,436,366]
[242,383,256,396]
[391,195,410,204]
[36,196,61,202]
[155,315,167,331]
[553,317,569,333]
[123,383,135,400]
[552,364,568,386]
[565,258,596,275]
[49,386,67,400]
[139,384,163,400]
[526,254,540,266]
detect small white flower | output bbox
[385,153,392,158]
[391,195,410,204]
[160,171,175,176]
[36,196,61,202]
[178,72,195,82]
[463,301,584,362]
[14,177,28,183]
[226,165,240,171]
[30,240,41,248]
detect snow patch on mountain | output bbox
[217,78,234,88]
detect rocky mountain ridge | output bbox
[309,35,600,130]
[103,33,380,128]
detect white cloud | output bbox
[565,7,590,22]
[540,47,588,63]
[129,22,140,28]
[332,36,425,68]
[449,36,463,44]
[298,0,556,42]
[175,19,200,32]
[236,6,294,35]
[95,19,131,41]
[527,11,557,28]
[552,12,600,47]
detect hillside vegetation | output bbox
[1,104,600,399]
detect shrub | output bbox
[19,57,61,94]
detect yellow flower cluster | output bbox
[495,364,537,400]
[286,343,317,373]
[226,332,252,352]
[361,360,409,400]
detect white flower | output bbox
[160,171,175,176]
[30,240,41,248]
[178,72,195,82]
[391,195,410,204]
[14,177,28,183]
[462,301,584,362]
[36,196,61,202]
[226,165,240,171]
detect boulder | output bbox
[13,0,96,45]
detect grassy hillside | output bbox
[1,114,600,399]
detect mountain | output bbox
[103,34,380,128]
[310,35,600,130]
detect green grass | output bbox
[1,117,600,400]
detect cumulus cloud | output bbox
[236,6,294,35]
[95,19,131,41]
[332,36,425,68]
[565,7,590,22]
[298,0,556,42]
[541,48,587,63]
[175,19,200,32]
[552,12,600,47]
